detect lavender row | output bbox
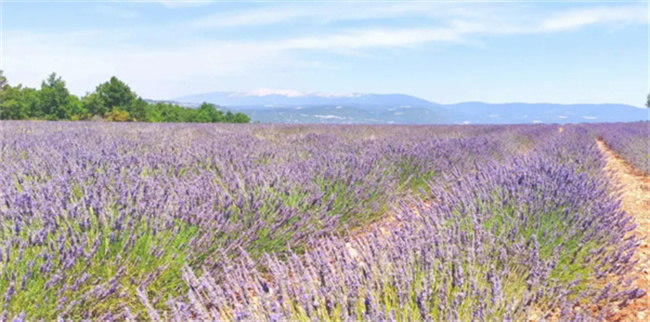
[153,126,640,321]
[587,121,649,175]
[0,121,556,319]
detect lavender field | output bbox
[0,121,647,321]
[589,122,650,176]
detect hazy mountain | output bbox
[174,91,437,110]
[443,102,648,124]
[240,105,447,124]
[171,91,647,124]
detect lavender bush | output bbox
[0,121,642,320]
[588,121,649,175]
[158,126,642,321]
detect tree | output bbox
[232,112,250,123]
[82,92,107,117]
[143,103,163,122]
[150,102,183,122]
[0,85,39,120]
[129,98,148,121]
[0,70,7,95]
[646,93,649,109]
[224,111,235,122]
[95,77,137,113]
[83,76,144,120]
[1,72,251,123]
[0,85,29,120]
[38,73,83,120]
[0,70,10,111]
[194,103,222,122]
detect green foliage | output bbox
[130,98,148,121]
[0,72,82,120]
[39,73,84,120]
[0,85,40,120]
[0,70,7,94]
[90,77,147,121]
[0,72,250,123]
[141,102,250,123]
[95,77,137,112]
[0,86,30,120]
[82,92,108,117]
[646,93,649,109]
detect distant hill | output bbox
[443,102,648,124]
[171,91,647,124]
[240,105,447,124]
[173,91,437,110]
[143,99,200,108]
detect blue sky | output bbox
[1,0,648,106]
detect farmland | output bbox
[0,121,648,320]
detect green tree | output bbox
[82,92,107,117]
[154,102,183,122]
[0,70,7,96]
[22,87,41,118]
[194,103,222,122]
[38,73,82,120]
[646,93,649,109]
[224,111,235,123]
[1,72,251,123]
[84,76,146,120]
[232,112,250,123]
[0,85,29,119]
[95,77,137,113]
[221,110,249,123]
[143,103,163,122]
[0,85,40,120]
[130,98,148,121]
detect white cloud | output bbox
[268,5,646,51]
[2,22,484,98]
[3,2,647,103]
[539,7,647,32]
[191,4,647,53]
[193,3,520,29]
[194,3,647,34]
[2,30,293,97]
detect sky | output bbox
[0,0,648,107]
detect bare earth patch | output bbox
[597,139,650,321]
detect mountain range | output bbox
[171,91,648,124]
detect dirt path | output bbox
[596,139,650,321]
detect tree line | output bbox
[0,71,250,123]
